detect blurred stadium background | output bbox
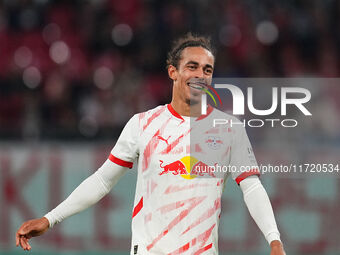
[0,0,340,254]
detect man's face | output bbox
[169,47,214,105]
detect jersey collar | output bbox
[167,103,214,122]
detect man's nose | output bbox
[194,67,204,78]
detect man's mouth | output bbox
[187,81,206,90]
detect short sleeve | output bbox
[109,114,139,169]
[229,124,260,185]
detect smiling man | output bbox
[16,33,285,255]
[168,43,214,116]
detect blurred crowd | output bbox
[0,0,340,140]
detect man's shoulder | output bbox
[135,104,167,119]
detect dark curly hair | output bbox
[166,33,215,69]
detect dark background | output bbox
[1,0,340,140]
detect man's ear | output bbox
[168,65,177,81]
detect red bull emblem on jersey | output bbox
[159,156,216,179]
[159,160,187,175]
[205,136,223,150]
[191,161,216,177]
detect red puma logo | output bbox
[157,135,171,145]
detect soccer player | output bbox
[16,34,286,255]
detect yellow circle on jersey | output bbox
[180,156,198,179]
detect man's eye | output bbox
[188,65,196,70]
[205,69,213,74]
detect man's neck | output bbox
[170,100,201,117]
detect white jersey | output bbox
[109,104,260,255]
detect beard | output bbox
[188,86,203,106]
[187,97,200,105]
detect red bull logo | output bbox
[159,160,187,175]
[159,156,216,179]
[206,136,223,150]
[191,161,216,178]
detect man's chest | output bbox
[138,121,233,176]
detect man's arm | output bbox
[16,159,128,250]
[45,159,127,227]
[240,176,286,255]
